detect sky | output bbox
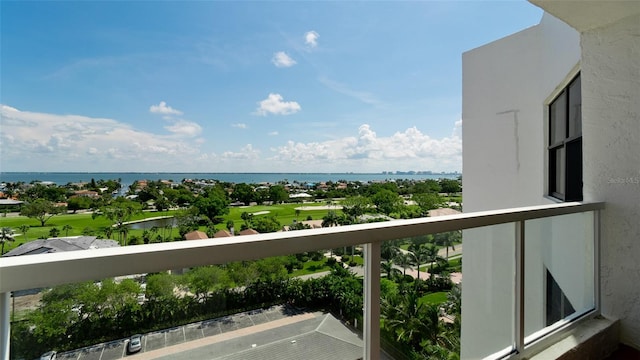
[0,1,542,173]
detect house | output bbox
[183,230,209,241]
[2,236,119,257]
[212,229,233,238]
[73,190,100,199]
[462,2,639,359]
[238,229,259,236]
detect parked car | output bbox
[127,334,142,354]
[40,351,57,360]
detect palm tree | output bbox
[381,259,402,279]
[0,227,15,255]
[48,227,60,238]
[434,231,461,260]
[381,240,400,262]
[321,210,340,227]
[62,224,73,237]
[102,226,113,239]
[424,244,443,271]
[394,252,412,277]
[408,246,430,280]
[382,290,442,348]
[18,224,30,241]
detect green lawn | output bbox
[0,203,334,253]
[419,291,448,305]
[289,259,332,277]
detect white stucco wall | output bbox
[461,14,583,359]
[580,13,640,348]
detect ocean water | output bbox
[0,172,460,187]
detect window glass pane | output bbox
[461,224,515,359]
[549,92,566,145]
[524,211,595,341]
[554,148,565,196]
[565,138,583,201]
[569,76,582,138]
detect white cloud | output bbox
[304,31,319,48]
[270,122,461,171]
[164,120,202,137]
[0,104,461,173]
[1,105,201,171]
[232,123,247,129]
[319,77,381,106]
[272,51,296,68]
[255,93,301,116]
[149,101,183,115]
[222,144,260,160]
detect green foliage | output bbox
[340,195,371,219]
[252,215,281,233]
[20,199,63,226]
[0,227,15,255]
[439,178,461,194]
[268,185,289,203]
[371,189,403,216]
[193,185,230,223]
[66,196,92,213]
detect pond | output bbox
[126,217,177,230]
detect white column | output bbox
[0,292,10,360]
[364,242,381,360]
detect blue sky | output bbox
[1,1,542,173]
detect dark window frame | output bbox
[548,73,582,201]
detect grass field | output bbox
[0,203,334,254]
[419,291,448,305]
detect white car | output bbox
[40,351,57,360]
[127,334,142,354]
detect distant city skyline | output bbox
[1,1,542,173]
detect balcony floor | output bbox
[604,344,640,360]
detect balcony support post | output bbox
[364,242,381,360]
[515,221,525,355]
[0,292,10,360]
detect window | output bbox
[546,268,575,325]
[549,73,582,201]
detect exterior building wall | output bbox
[461,14,581,359]
[580,13,640,348]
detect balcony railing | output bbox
[0,201,604,360]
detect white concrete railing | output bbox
[0,201,604,360]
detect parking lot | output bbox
[55,305,306,360]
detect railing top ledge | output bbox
[0,201,603,293]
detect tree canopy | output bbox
[20,199,63,226]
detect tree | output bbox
[252,216,281,233]
[48,227,60,238]
[185,266,230,300]
[439,178,461,195]
[62,224,73,237]
[382,289,443,349]
[268,185,288,204]
[93,198,142,245]
[0,227,15,255]
[371,189,402,216]
[231,183,254,205]
[193,186,230,223]
[240,211,254,228]
[413,193,442,215]
[434,231,461,260]
[394,252,412,277]
[19,224,30,241]
[406,246,430,280]
[341,195,371,220]
[20,199,63,226]
[67,196,92,213]
[321,210,340,228]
